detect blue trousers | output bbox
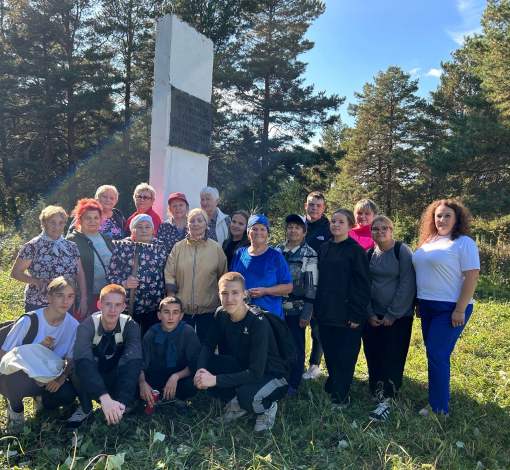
[419,299,473,415]
[285,315,306,390]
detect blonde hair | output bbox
[133,182,156,202]
[219,272,246,291]
[354,198,379,215]
[187,208,208,223]
[95,185,119,201]
[39,205,67,225]
[371,215,394,230]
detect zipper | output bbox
[191,240,198,315]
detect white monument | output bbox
[149,14,214,218]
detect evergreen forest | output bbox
[1,0,510,240]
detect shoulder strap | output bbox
[367,246,375,263]
[394,241,402,263]
[116,315,128,345]
[88,240,108,273]
[21,311,39,345]
[92,312,102,346]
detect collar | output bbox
[97,318,122,336]
[284,240,305,253]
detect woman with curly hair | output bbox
[412,199,480,417]
[67,199,115,320]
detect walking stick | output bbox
[128,244,140,316]
[112,239,163,317]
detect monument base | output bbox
[150,147,209,217]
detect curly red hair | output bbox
[70,198,103,230]
[418,199,473,247]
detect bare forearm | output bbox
[456,271,479,312]
[138,370,146,385]
[173,366,191,380]
[263,283,293,296]
[76,268,87,300]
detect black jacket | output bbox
[66,231,115,311]
[304,215,333,253]
[73,315,142,406]
[315,237,371,330]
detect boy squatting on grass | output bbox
[67,284,142,430]
[137,296,201,414]
[0,276,79,433]
[194,272,289,432]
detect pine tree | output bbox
[346,66,425,217]
[210,0,343,211]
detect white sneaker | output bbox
[33,396,44,414]
[418,406,430,416]
[369,401,391,421]
[7,405,24,434]
[67,406,93,430]
[419,406,449,418]
[254,402,277,432]
[216,397,247,423]
[331,402,351,411]
[302,365,322,380]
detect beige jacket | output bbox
[164,237,228,315]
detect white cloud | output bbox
[408,68,421,75]
[425,69,442,78]
[447,0,485,45]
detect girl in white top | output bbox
[412,199,479,417]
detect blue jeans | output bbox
[419,299,473,415]
[285,315,306,390]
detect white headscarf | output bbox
[129,214,154,231]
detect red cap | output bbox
[167,192,188,205]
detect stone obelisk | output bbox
[149,14,214,218]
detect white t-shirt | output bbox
[412,235,480,303]
[1,308,79,359]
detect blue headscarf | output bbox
[247,214,270,234]
[149,321,186,368]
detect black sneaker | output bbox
[369,401,390,421]
[67,407,93,430]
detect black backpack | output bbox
[0,312,39,348]
[221,306,297,373]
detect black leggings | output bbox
[205,355,288,414]
[0,370,76,413]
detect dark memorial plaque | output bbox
[169,86,212,155]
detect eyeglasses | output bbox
[371,226,390,234]
[135,195,152,201]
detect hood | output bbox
[351,224,372,235]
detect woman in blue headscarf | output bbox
[230,214,293,318]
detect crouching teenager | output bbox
[194,272,289,432]
[0,277,79,433]
[138,297,200,414]
[68,284,142,430]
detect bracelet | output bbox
[454,308,465,313]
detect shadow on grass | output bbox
[1,373,509,470]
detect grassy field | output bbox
[0,270,509,470]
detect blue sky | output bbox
[303,0,486,128]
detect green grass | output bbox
[1,272,510,469]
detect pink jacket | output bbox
[349,224,375,251]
